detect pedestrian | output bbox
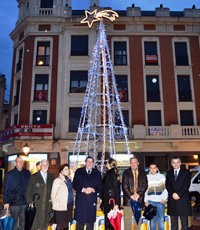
[100,158,121,230]
[166,156,192,230]
[122,157,148,230]
[3,157,31,230]
[36,161,41,172]
[26,159,54,230]
[144,163,168,230]
[72,156,102,230]
[51,163,73,230]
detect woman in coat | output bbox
[101,158,121,230]
[51,164,73,230]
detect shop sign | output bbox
[0,124,53,144]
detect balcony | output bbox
[133,125,200,139]
[39,8,53,16]
[0,124,53,144]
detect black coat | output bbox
[166,167,192,216]
[101,168,121,214]
[3,167,31,206]
[122,167,147,207]
[73,167,102,223]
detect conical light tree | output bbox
[72,12,131,172]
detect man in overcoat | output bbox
[122,157,148,230]
[73,156,102,230]
[26,159,54,230]
[166,156,192,230]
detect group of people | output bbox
[3,155,192,230]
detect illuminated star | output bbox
[81,10,100,28]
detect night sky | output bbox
[0,0,200,102]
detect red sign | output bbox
[35,90,47,101]
[145,55,158,63]
[118,90,126,102]
[0,124,53,144]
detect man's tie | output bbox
[88,170,91,175]
[174,170,178,181]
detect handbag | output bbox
[143,204,157,220]
[47,209,55,224]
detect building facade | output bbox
[1,0,200,173]
[0,74,8,132]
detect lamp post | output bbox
[23,143,30,155]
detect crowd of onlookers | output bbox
[3,155,192,230]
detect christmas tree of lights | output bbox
[72,10,131,171]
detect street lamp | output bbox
[23,143,30,155]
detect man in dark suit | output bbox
[73,156,102,230]
[166,156,192,230]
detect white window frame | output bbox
[111,37,129,66]
[172,37,191,67]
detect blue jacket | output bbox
[3,167,31,206]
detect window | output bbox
[40,0,53,8]
[34,75,49,101]
[116,75,128,102]
[14,114,18,125]
[144,41,158,65]
[180,110,194,126]
[146,76,160,102]
[32,110,47,124]
[13,80,21,106]
[174,42,189,66]
[115,110,129,127]
[16,48,23,72]
[114,42,127,66]
[71,36,88,56]
[148,110,162,126]
[36,42,50,66]
[177,76,192,102]
[193,173,200,184]
[70,71,88,93]
[69,108,82,132]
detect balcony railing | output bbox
[133,125,200,139]
[39,8,53,15]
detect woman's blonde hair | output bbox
[107,158,120,181]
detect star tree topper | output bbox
[81,9,119,28]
